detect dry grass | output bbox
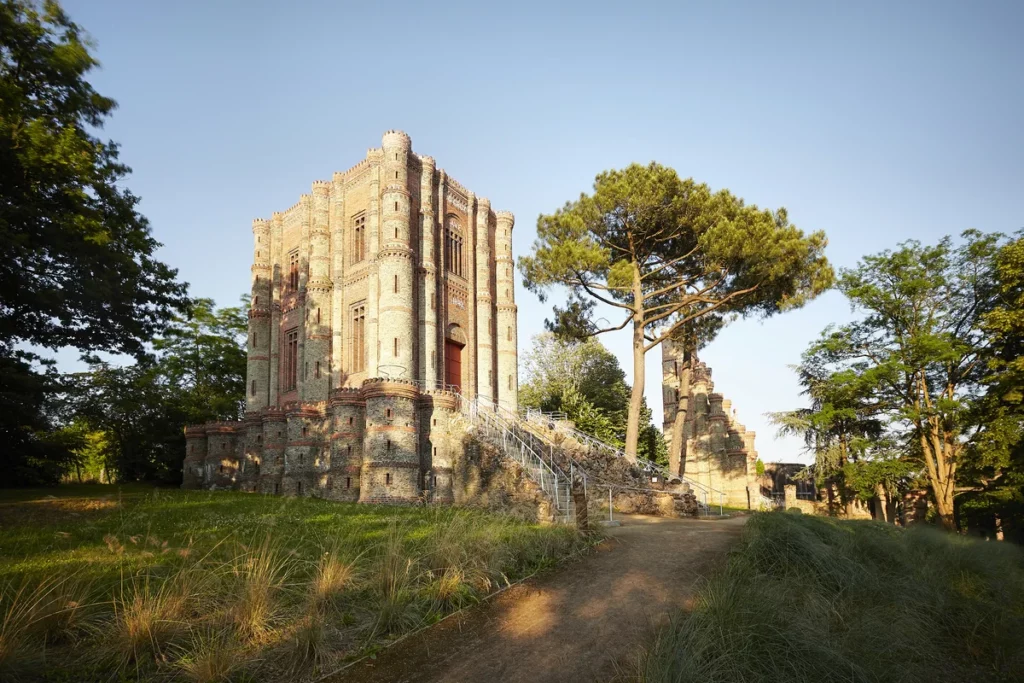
[0,486,590,681]
[173,627,240,683]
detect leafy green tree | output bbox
[800,231,1004,530]
[154,297,248,423]
[62,297,247,483]
[520,163,832,460]
[960,235,1024,536]
[519,333,663,462]
[0,1,189,484]
[770,353,908,517]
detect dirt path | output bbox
[323,514,747,683]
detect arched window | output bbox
[444,215,464,277]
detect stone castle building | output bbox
[661,339,759,508]
[183,131,518,504]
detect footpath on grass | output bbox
[324,514,747,683]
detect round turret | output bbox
[382,129,412,151]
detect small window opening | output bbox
[346,477,351,489]
[347,445,352,455]
[317,308,321,323]
[251,379,256,396]
[257,435,262,443]
[386,408,393,420]
[348,416,353,426]
[433,418,437,426]
[432,474,437,488]
[394,337,399,356]
[385,472,392,485]
[394,201,398,211]
[298,481,303,495]
[387,439,392,451]
[315,361,320,378]
[302,426,308,437]
[394,274,398,293]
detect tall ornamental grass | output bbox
[638,512,1024,683]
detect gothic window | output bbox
[351,303,366,372]
[444,215,464,277]
[284,328,299,391]
[288,249,300,291]
[351,212,367,264]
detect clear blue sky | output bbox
[62,0,1023,463]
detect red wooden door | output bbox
[445,340,462,391]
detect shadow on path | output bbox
[323,514,747,683]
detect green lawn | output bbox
[0,484,589,681]
[638,511,1024,683]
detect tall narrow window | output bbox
[285,328,299,390]
[351,212,367,264]
[315,361,320,378]
[508,375,513,391]
[394,274,398,293]
[316,308,321,324]
[288,249,300,291]
[385,472,392,485]
[251,379,256,396]
[444,215,464,277]
[507,326,512,341]
[394,337,399,357]
[352,304,366,372]
[253,332,257,347]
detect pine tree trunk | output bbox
[669,356,691,476]
[624,319,645,462]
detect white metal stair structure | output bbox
[522,407,726,515]
[467,399,579,524]
[402,379,579,524]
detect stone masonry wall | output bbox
[662,340,759,509]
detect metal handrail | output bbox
[521,406,727,510]
[402,380,576,523]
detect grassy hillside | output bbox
[0,485,588,681]
[639,511,1024,683]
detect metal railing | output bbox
[521,407,726,515]
[402,380,577,524]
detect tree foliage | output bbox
[787,231,1006,529]
[519,333,665,464]
[0,0,189,484]
[61,299,248,484]
[520,163,832,459]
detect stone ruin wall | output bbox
[662,340,759,509]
